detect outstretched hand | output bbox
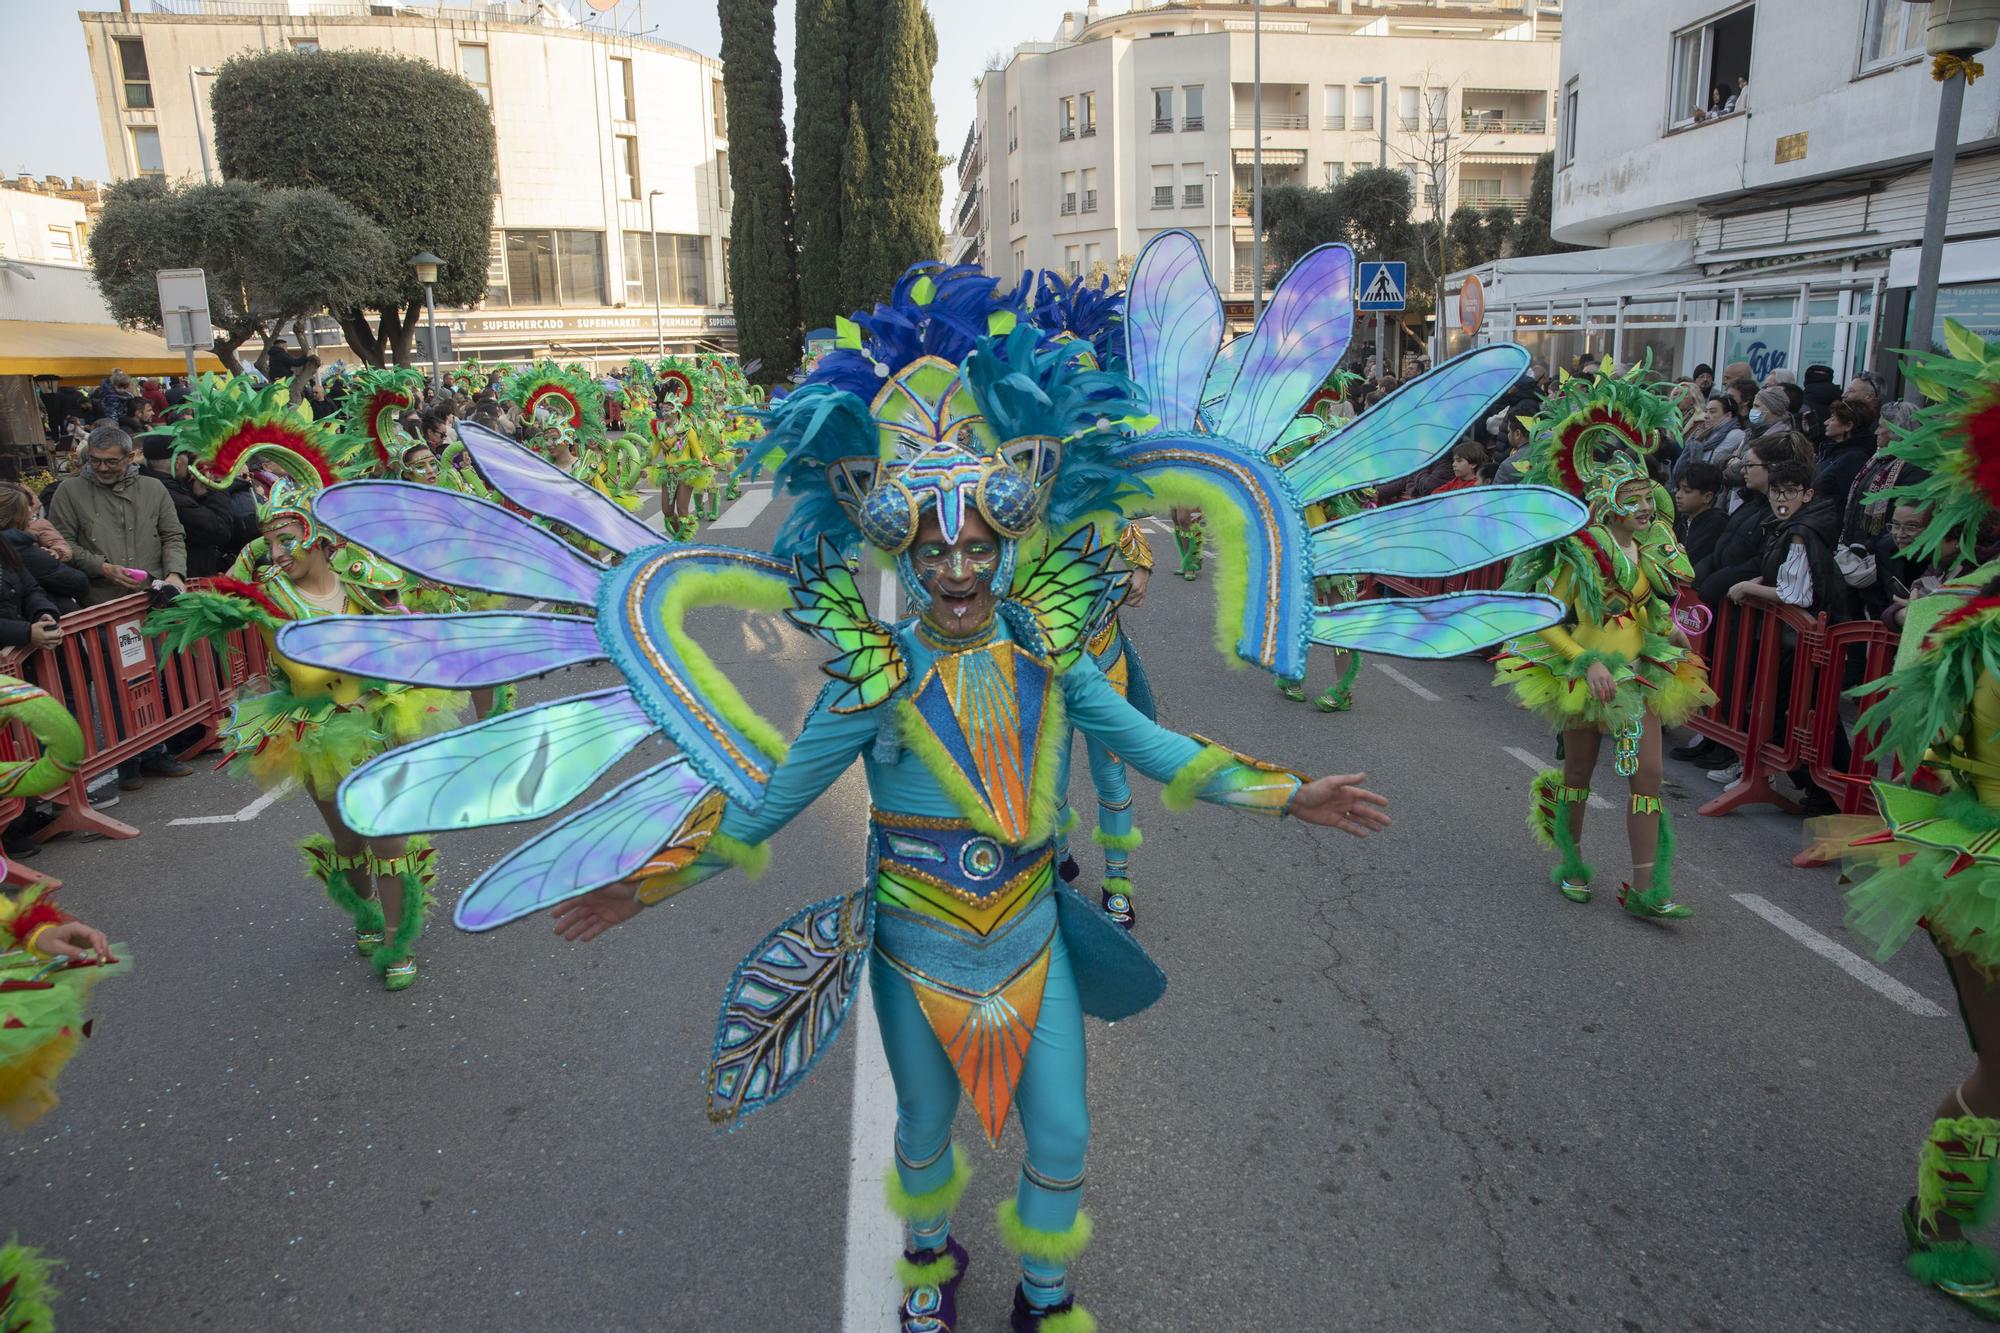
[1288,773,1391,836]
[34,919,114,963]
[550,884,644,943]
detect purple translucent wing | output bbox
[314,480,606,604]
[1312,487,1588,578]
[454,420,661,554]
[1208,245,1355,452]
[454,759,719,932]
[1282,345,1532,502]
[336,687,657,836]
[1123,229,1225,433]
[1311,591,1565,658]
[1199,335,1245,414]
[275,611,606,689]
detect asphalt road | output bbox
[2,486,1971,1332]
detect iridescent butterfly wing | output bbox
[275,611,606,689]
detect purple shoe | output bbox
[898,1236,968,1332]
[1057,854,1081,884]
[1010,1288,1097,1331]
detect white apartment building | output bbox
[1448,0,2000,383]
[953,0,1562,324]
[1,179,98,269]
[78,0,735,363]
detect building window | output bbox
[1014,247,1025,275]
[557,230,606,307]
[459,43,490,105]
[1060,170,1077,215]
[1397,85,1420,131]
[485,231,508,306]
[1183,84,1204,131]
[1351,87,1375,131]
[611,57,635,121]
[1084,242,1102,274]
[499,230,608,306]
[115,37,151,109]
[1861,0,1924,70]
[1059,96,1075,140]
[1080,91,1096,136]
[721,237,731,305]
[505,229,555,306]
[1008,106,1018,151]
[618,135,641,200]
[1065,244,1081,279]
[711,81,727,137]
[1080,167,1098,213]
[622,232,711,306]
[716,150,732,212]
[1150,163,1173,209]
[1151,87,1173,133]
[1560,78,1578,165]
[1323,84,1345,130]
[1009,178,1020,225]
[130,126,163,176]
[1324,160,1345,188]
[1668,4,1754,130]
[46,226,75,263]
[1183,162,1204,207]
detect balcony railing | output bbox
[1460,192,1531,214]
[1183,114,1204,131]
[955,187,981,228]
[1322,114,1345,130]
[1081,123,1097,138]
[1059,126,1075,141]
[1398,115,1421,131]
[1152,186,1174,209]
[1233,112,1308,130]
[1061,193,1077,216]
[1081,189,1098,213]
[1151,116,1173,132]
[1463,114,1548,134]
[1183,184,1204,207]
[1232,189,1251,217]
[1351,113,1374,131]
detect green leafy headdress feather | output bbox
[1879,319,2000,563]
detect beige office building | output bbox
[78,0,735,363]
[953,0,1561,324]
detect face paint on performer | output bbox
[403,447,439,485]
[911,510,1003,638]
[263,517,322,578]
[1604,479,1655,536]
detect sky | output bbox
[0,0,1091,225]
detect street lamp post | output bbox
[1357,75,1389,375]
[1902,0,1998,401]
[189,66,218,184]
[410,251,444,391]
[1251,0,1264,322]
[648,189,667,357]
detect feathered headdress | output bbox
[169,376,347,543]
[504,360,606,437]
[1027,269,1125,373]
[1879,319,2000,563]
[1517,358,1676,508]
[758,262,1142,560]
[338,366,424,473]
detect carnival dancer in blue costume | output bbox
[274,232,1585,1330]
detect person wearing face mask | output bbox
[279,246,1587,1333]
[1745,384,1795,446]
[1495,371,1714,921]
[145,381,467,993]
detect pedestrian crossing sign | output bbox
[1357,261,1407,311]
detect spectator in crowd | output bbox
[0,518,64,659]
[48,426,187,606]
[13,488,71,568]
[1879,503,1973,630]
[164,375,191,407]
[1433,440,1487,493]
[139,432,237,577]
[1728,460,1849,620]
[1697,434,1799,607]
[1801,364,1840,430]
[1668,380,1704,434]
[1675,462,1728,569]
[1746,384,1796,447]
[302,377,339,421]
[1676,394,1748,484]
[0,484,87,614]
[90,369,137,424]
[1839,404,1927,555]
[1814,399,1877,507]
[262,336,302,381]
[1692,363,1715,398]
[138,377,169,417]
[1721,359,1753,385]
[1726,374,1759,418]
[1845,371,1882,411]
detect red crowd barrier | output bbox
[0,591,271,862]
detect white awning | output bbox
[1233,148,1305,167]
[1460,152,1541,166]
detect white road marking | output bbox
[709,488,772,530]
[844,567,903,1332]
[1374,661,1441,702]
[1730,893,1948,1018]
[169,784,292,826]
[527,600,549,613]
[1500,746,1613,810]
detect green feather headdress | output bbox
[1878,319,2000,564]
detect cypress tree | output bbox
[793,0,851,329]
[718,0,802,384]
[849,0,943,307]
[837,108,877,302]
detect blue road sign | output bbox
[1357,261,1408,311]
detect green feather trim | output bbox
[1856,604,2000,770]
[1919,1116,2000,1230]
[1125,473,1251,665]
[300,834,371,924]
[145,588,280,656]
[368,851,432,973]
[1550,788,1593,890]
[884,1145,972,1221]
[707,832,771,882]
[659,568,795,764]
[1907,1238,2000,1291]
[0,1237,60,1333]
[1026,691,1068,847]
[1058,807,1081,836]
[996,1199,1094,1264]
[896,699,1006,840]
[894,1250,962,1291]
[1091,825,1143,852]
[1943,786,2000,833]
[893,691,1069,847]
[1560,649,1625,680]
[1161,744,1237,812]
[1526,770,1562,851]
[1037,1305,1099,1333]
